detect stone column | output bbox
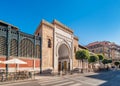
[71,35,74,71]
[53,27,58,74]
[53,55,58,74]
[66,60,68,71]
[70,59,73,71]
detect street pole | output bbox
[6,26,11,78]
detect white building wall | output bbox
[53,26,74,72]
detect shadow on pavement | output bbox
[85,70,120,86]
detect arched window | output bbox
[20,38,34,57]
[35,45,40,58]
[0,36,6,55]
[48,39,51,48]
[10,39,18,56]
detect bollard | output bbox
[60,71,62,76]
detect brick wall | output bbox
[0,57,6,68]
[0,57,40,68]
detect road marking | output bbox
[74,76,106,85]
[67,77,97,86]
[39,78,63,83]
[40,79,70,85]
[52,81,74,86]
[69,83,81,86]
[75,80,97,86]
[39,78,66,83]
[39,77,61,81]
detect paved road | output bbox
[1,70,120,86]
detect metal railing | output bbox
[0,71,34,82]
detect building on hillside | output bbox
[0,19,88,74]
[86,41,120,61]
[110,43,120,61]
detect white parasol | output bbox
[3,58,27,64]
[3,58,27,72]
[0,61,3,63]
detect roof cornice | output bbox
[74,36,79,41]
[52,19,73,33]
[41,19,54,28]
[0,20,19,30]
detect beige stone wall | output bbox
[54,24,73,35]
[53,20,73,35]
[73,37,79,68]
[35,20,82,72]
[41,24,54,70]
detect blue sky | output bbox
[0,0,120,45]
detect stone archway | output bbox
[58,44,70,73]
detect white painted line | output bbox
[39,77,61,81]
[39,79,67,84]
[52,81,74,86]
[40,79,70,85]
[79,80,97,86]
[69,83,81,86]
[69,78,97,86]
[39,78,64,83]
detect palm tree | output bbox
[75,50,90,73]
[88,55,99,71]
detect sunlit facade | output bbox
[0,20,88,73]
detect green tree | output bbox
[102,59,108,68]
[102,59,108,64]
[88,55,99,63]
[97,54,104,61]
[88,55,99,71]
[75,50,90,73]
[114,61,120,67]
[97,54,104,66]
[108,59,112,64]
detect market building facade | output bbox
[0,21,41,72]
[0,19,88,73]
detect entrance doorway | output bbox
[58,44,70,73]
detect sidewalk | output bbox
[0,77,36,85]
[0,74,59,85]
[0,71,111,85]
[0,73,78,85]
